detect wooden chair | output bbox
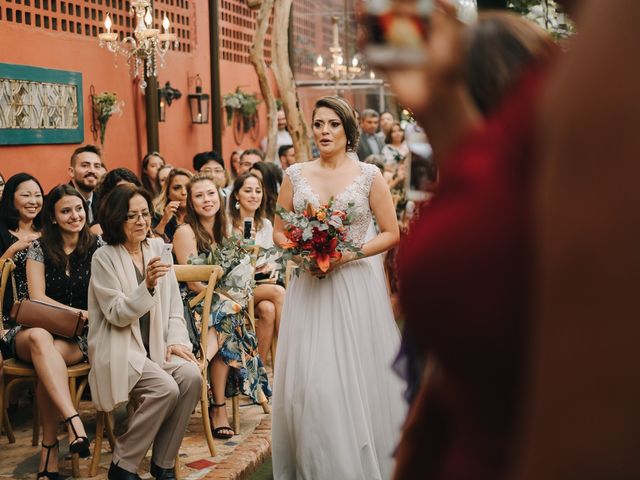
[0,259,91,478]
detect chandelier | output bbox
[98,0,177,89]
[314,16,362,83]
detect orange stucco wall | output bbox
[0,0,273,190]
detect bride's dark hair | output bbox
[312,96,360,152]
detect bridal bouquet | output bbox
[272,200,361,275]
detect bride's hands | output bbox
[309,251,358,278]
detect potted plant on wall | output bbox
[92,91,122,145]
[223,87,262,133]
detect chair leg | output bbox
[32,390,39,446]
[175,453,181,480]
[257,388,270,414]
[200,374,216,457]
[67,378,82,478]
[105,412,116,449]
[89,411,105,478]
[232,396,240,434]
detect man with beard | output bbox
[68,144,102,224]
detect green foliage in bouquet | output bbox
[92,92,121,145]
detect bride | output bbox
[272,96,406,479]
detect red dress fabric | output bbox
[395,66,547,480]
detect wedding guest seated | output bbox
[88,184,200,480]
[152,168,192,242]
[8,184,102,479]
[173,174,270,440]
[91,168,142,236]
[228,172,285,362]
[141,152,166,199]
[237,149,264,175]
[229,150,242,181]
[249,161,283,222]
[68,145,103,225]
[154,165,173,200]
[0,174,43,331]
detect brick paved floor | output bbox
[0,392,272,480]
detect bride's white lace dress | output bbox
[272,162,406,480]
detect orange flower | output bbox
[281,240,297,249]
[316,210,327,221]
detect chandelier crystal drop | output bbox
[98,0,178,89]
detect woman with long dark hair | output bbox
[11,184,102,479]
[173,173,270,440]
[228,172,285,362]
[249,161,282,222]
[0,173,43,327]
[140,152,165,198]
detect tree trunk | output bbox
[272,0,312,163]
[249,0,278,162]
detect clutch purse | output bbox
[10,300,86,339]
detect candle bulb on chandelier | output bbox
[104,13,112,33]
[144,8,153,27]
[316,55,323,67]
[162,14,170,33]
[352,57,358,68]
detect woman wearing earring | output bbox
[228,172,284,362]
[151,168,192,242]
[173,174,270,440]
[10,184,103,479]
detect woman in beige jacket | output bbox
[88,185,200,480]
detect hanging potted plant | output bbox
[223,88,262,133]
[92,92,122,145]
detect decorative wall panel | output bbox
[0,63,84,145]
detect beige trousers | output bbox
[112,357,201,472]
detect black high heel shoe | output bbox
[64,413,90,458]
[37,440,60,480]
[209,402,235,439]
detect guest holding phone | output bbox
[228,173,285,362]
[88,185,200,480]
[8,184,102,480]
[152,168,192,242]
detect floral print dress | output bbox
[187,246,271,403]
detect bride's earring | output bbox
[235,201,240,210]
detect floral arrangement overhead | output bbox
[222,87,262,132]
[92,91,123,145]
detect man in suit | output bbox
[357,109,384,161]
[68,144,102,224]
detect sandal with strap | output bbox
[209,402,235,439]
[64,413,90,458]
[37,440,60,480]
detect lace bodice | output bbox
[286,162,378,246]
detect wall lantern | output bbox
[188,75,210,124]
[158,81,182,123]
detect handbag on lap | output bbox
[10,299,86,339]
